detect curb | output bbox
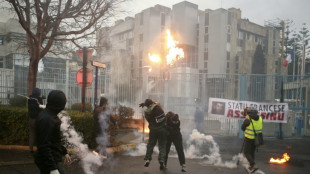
[0,143,137,166]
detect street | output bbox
[1,136,309,174]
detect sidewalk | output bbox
[0,129,143,166]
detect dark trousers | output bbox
[165,132,185,166]
[144,126,167,163]
[243,138,256,166]
[35,160,65,174]
[29,118,36,151]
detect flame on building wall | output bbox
[148,29,184,66]
[166,30,184,66]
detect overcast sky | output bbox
[124,0,309,30]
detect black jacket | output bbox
[28,94,43,119]
[166,115,181,136]
[35,90,68,171]
[145,103,166,129]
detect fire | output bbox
[166,30,184,65]
[269,153,290,164]
[138,123,150,133]
[148,53,161,63]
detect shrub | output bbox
[9,96,27,107]
[71,102,93,112]
[0,106,119,148]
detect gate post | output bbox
[238,74,247,138]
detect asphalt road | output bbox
[1,137,309,174]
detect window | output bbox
[204,52,208,60]
[205,13,209,25]
[205,27,208,34]
[227,34,230,42]
[161,13,165,26]
[227,25,231,34]
[275,61,278,65]
[238,31,243,40]
[235,56,239,61]
[139,51,143,59]
[204,43,208,52]
[0,57,3,68]
[204,35,208,43]
[0,35,3,45]
[204,61,208,68]
[139,34,143,42]
[226,62,230,68]
[140,13,144,25]
[227,52,230,60]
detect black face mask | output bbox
[46,90,67,114]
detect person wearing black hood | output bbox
[35,90,71,174]
[28,88,44,154]
[165,111,186,172]
[93,96,116,157]
[241,107,263,173]
[139,99,167,170]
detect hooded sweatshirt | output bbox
[28,88,43,119]
[35,90,68,171]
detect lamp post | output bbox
[141,65,152,142]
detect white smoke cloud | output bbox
[59,112,104,174]
[126,130,159,156]
[96,109,112,157]
[126,129,264,173]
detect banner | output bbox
[208,98,288,123]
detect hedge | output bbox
[0,106,118,149]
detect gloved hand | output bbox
[139,103,145,107]
[50,169,60,174]
[245,115,250,120]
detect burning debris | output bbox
[269,153,290,164]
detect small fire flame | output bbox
[270,153,290,164]
[166,30,184,66]
[148,53,161,63]
[138,123,150,133]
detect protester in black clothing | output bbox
[139,98,167,170]
[93,97,116,156]
[165,111,186,172]
[28,88,44,153]
[35,90,71,174]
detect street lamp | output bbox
[141,65,152,142]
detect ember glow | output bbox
[166,30,184,65]
[270,153,290,164]
[148,53,161,63]
[138,123,150,133]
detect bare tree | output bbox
[3,0,128,94]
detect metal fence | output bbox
[1,56,310,137]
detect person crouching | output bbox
[165,111,186,172]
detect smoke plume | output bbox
[59,112,104,174]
